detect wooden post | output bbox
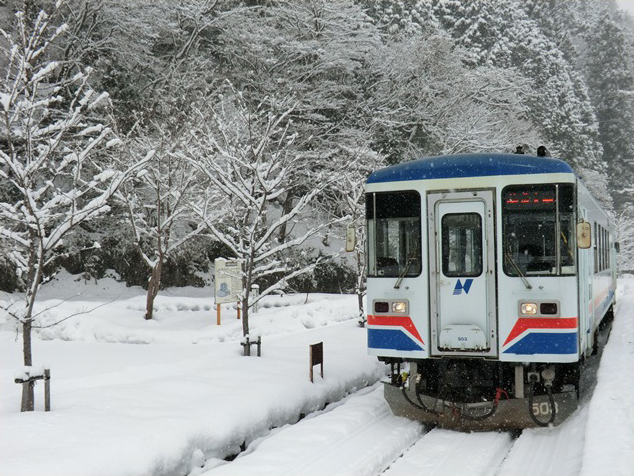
[44,369,50,412]
[20,381,30,412]
[237,301,241,320]
[15,368,51,412]
[241,336,262,357]
[216,305,221,326]
[309,342,324,383]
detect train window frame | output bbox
[502,183,576,277]
[594,223,598,272]
[366,190,422,279]
[604,228,609,271]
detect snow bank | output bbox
[0,273,385,476]
[580,275,634,476]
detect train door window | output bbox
[366,191,422,278]
[441,213,482,277]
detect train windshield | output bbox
[503,183,575,276]
[366,191,422,278]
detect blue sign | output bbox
[453,279,473,295]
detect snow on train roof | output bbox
[366,153,575,184]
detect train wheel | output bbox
[561,361,581,398]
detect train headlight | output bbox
[392,301,408,314]
[520,302,538,315]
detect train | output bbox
[363,152,617,430]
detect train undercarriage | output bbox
[382,358,579,431]
[381,310,614,431]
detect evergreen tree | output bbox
[432,0,604,171]
[583,12,634,210]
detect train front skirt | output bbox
[384,382,578,431]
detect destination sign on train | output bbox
[503,190,556,209]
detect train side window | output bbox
[598,225,602,272]
[600,227,604,271]
[594,224,598,273]
[603,228,608,271]
[604,228,610,269]
[600,226,605,271]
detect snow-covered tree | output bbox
[120,133,207,320]
[326,144,384,320]
[432,0,604,170]
[208,1,381,187]
[615,202,634,274]
[111,0,223,319]
[56,0,224,133]
[0,6,146,409]
[583,12,634,211]
[188,90,346,348]
[364,32,539,161]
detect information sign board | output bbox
[214,258,243,304]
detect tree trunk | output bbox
[277,194,294,243]
[21,318,35,411]
[356,248,365,317]
[21,240,43,411]
[241,294,250,341]
[144,260,163,320]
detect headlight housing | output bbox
[518,300,560,317]
[372,299,410,315]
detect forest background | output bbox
[1,0,633,314]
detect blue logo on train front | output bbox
[453,279,473,295]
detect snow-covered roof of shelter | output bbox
[366,153,575,184]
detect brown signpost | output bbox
[309,342,324,383]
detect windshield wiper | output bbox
[394,257,417,289]
[505,251,532,289]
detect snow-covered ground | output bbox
[0,272,632,476]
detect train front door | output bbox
[428,190,498,357]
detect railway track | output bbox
[201,381,597,476]
[203,384,421,475]
[201,315,612,476]
[202,382,522,476]
[382,428,514,476]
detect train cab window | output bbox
[503,184,575,276]
[366,191,422,278]
[441,213,482,277]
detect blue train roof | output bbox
[366,153,575,184]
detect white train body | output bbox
[365,153,616,430]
